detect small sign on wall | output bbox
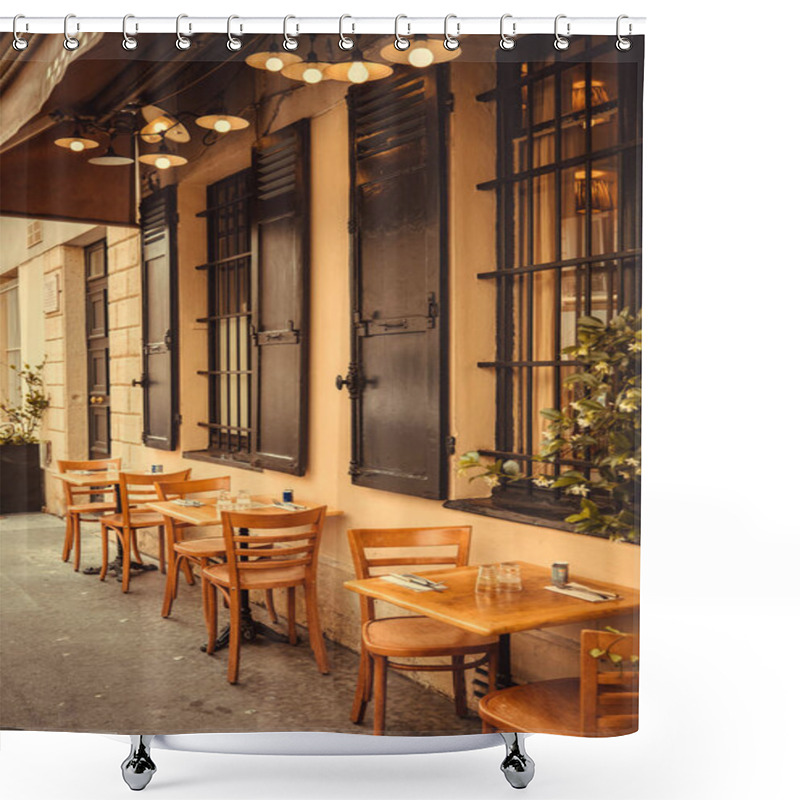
[43,273,60,314]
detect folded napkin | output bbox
[380,575,435,592]
[268,502,307,511]
[173,499,203,507]
[544,582,620,603]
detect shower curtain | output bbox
[0,26,643,741]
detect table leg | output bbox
[473,633,514,697]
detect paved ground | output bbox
[0,513,481,737]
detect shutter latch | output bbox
[427,292,438,328]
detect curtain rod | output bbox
[0,16,646,37]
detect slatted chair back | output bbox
[117,470,191,523]
[347,527,472,623]
[219,507,327,592]
[154,476,231,503]
[580,629,639,736]
[58,458,121,504]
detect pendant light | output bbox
[376,36,461,68]
[54,126,100,152]
[246,46,302,74]
[139,105,191,144]
[139,140,188,171]
[195,112,250,135]
[280,35,332,85]
[324,47,393,84]
[88,143,134,166]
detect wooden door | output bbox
[85,240,110,459]
[344,68,450,499]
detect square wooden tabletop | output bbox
[146,497,341,527]
[53,470,120,487]
[344,562,639,637]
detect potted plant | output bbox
[458,310,641,543]
[0,362,49,514]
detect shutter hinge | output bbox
[445,93,455,114]
[175,414,183,426]
[347,218,357,234]
[427,292,439,328]
[446,435,457,456]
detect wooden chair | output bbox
[58,458,120,572]
[203,507,328,684]
[479,630,639,737]
[99,469,191,593]
[348,527,500,735]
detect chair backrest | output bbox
[347,527,472,621]
[118,469,191,522]
[220,507,327,591]
[58,458,121,501]
[580,630,639,736]
[154,476,231,502]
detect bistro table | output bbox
[344,561,639,687]
[53,469,159,581]
[147,496,342,652]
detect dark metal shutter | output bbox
[344,68,449,499]
[139,186,179,450]
[250,120,310,475]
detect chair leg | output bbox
[286,587,297,645]
[265,589,279,624]
[161,551,180,618]
[62,513,73,562]
[452,655,468,718]
[350,647,373,725]
[157,526,166,574]
[121,528,132,593]
[205,582,218,655]
[304,581,329,674]
[180,558,195,587]
[487,647,499,694]
[131,531,143,565]
[373,654,388,736]
[73,516,82,572]
[227,590,241,685]
[99,524,109,582]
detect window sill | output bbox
[182,450,264,473]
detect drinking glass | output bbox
[236,489,252,510]
[218,490,233,511]
[474,564,498,594]
[497,562,523,592]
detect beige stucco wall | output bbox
[33,62,638,702]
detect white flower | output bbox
[533,476,553,488]
[502,460,521,477]
[577,416,591,428]
[594,361,611,375]
[619,399,638,413]
[569,401,581,410]
[566,484,590,497]
[625,457,639,467]
[484,474,500,488]
[628,340,642,353]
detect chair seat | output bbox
[174,537,226,558]
[101,512,165,529]
[363,616,499,658]
[68,501,117,515]
[202,562,306,590]
[479,678,581,736]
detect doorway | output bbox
[85,240,110,459]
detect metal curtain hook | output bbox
[339,14,355,50]
[394,14,410,50]
[64,14,79,51]
[616,15,632,51]
[12,15,29,51]
[176,14,191,50]
[283,15,299,51]
[227,15,242,51]
[444,13,460,51]
[499,14,516,50]
[554,14,570,51]
[122,15,137,51]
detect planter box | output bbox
[0,443,45,514]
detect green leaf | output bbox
[608,653,623,664]
[589,648,605,658]
[539,408,562,421]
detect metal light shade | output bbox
[324,55,393,84]
[140,105,191,144]
[377,39,461,67]
[139,142,188,170]
[88,145,134,166]
[54,132,100,152]
[195,114,250,134]
[281,59,332,85]
[246,50,302,73]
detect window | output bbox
[195,121,311,474]
[478,37,642,519]
[0,276,21,409]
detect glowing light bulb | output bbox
[154,156,171,170]
[408,46,435,68]
[347,62,370,84]
[70,140,85,152]
[213,118,232,133]
[153,120,168,133]
[302,67,323,84]
[266,56,284,72]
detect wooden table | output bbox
[345,561,639,684]
[148,496,341,651]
